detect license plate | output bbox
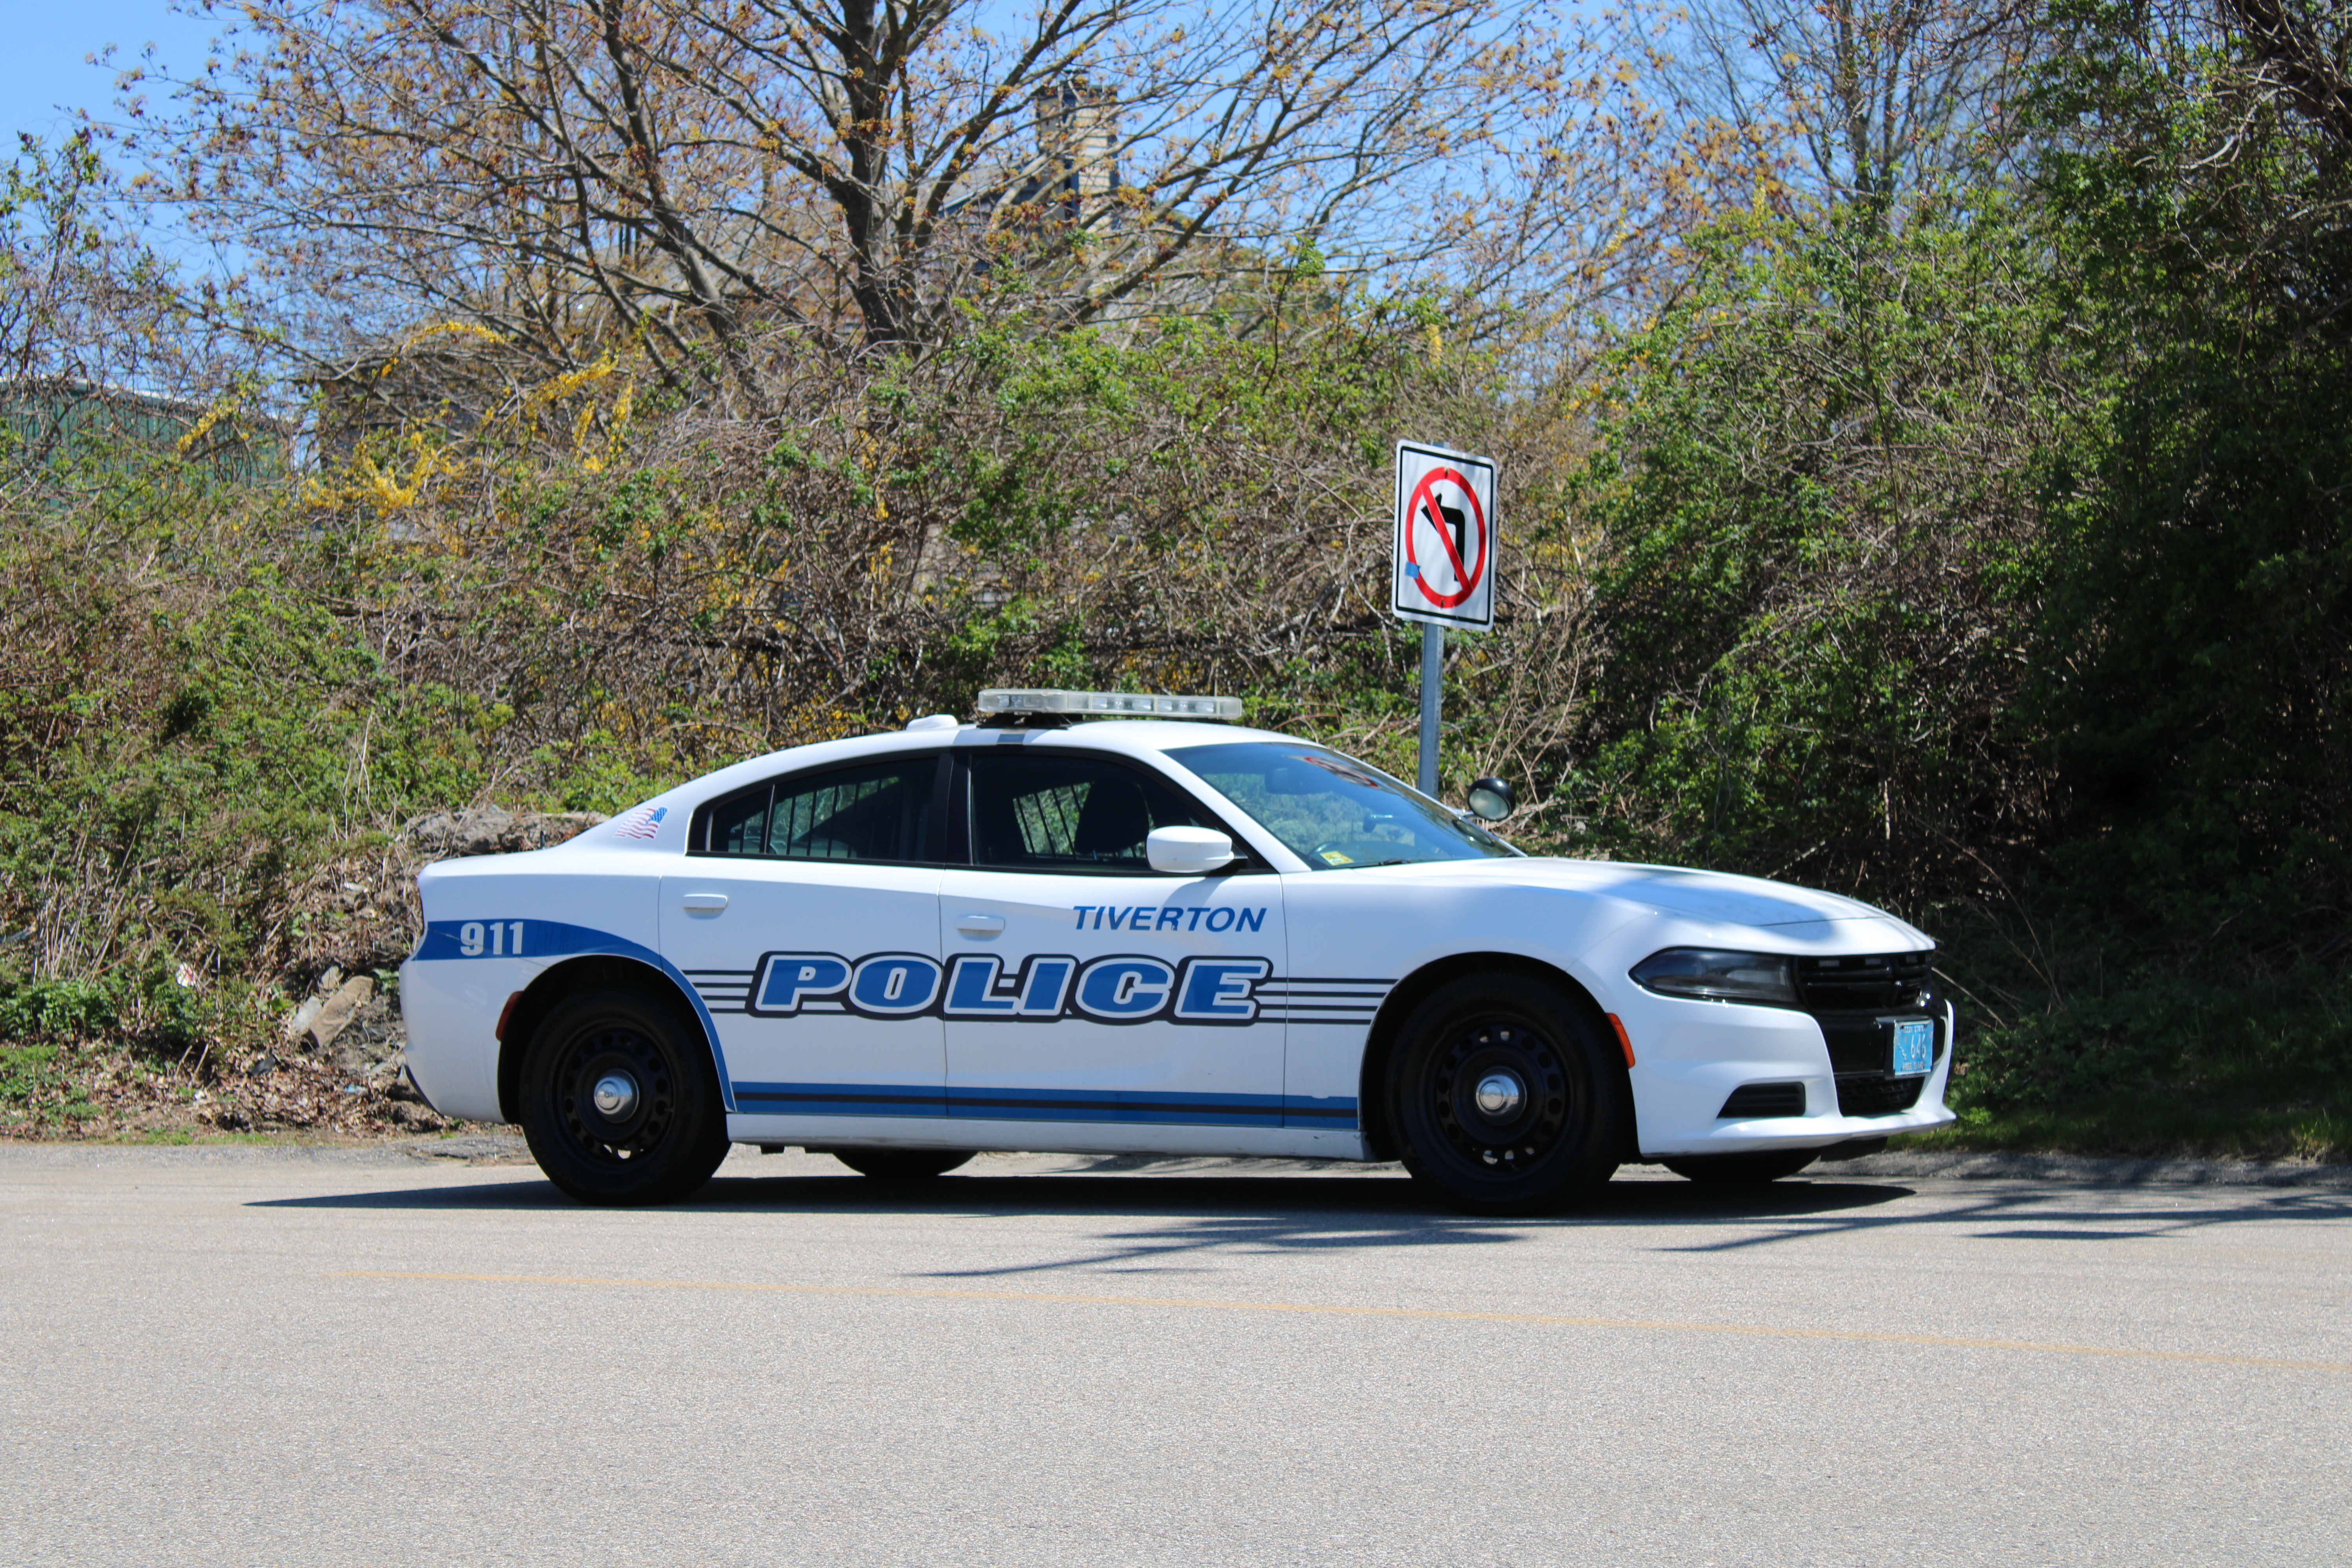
[1891,1019,1936,1077]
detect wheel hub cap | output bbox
[559,1031,672,1161]
[1430,1021,1577,1179]
[1473,1072,1524,1119]
[591,1072,639,1120]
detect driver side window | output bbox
[967,752,1220,873]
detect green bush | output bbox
[1561,199,2062,906]
[2021,0,2352,958]
[0,976,116,1042]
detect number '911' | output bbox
[459,920,526,957]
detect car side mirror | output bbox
[1147,826,1237,875]
[1466,777,1516,822]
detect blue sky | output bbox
[4,0,225,145]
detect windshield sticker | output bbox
[1295,753,1383,789]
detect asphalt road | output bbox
[3,1143,2348,1567]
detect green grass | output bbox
[0,1043,76,1131]
[1901,967,2352,1163]
[1895,1103,2349,1163]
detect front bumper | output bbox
[1624,996,1957,1158]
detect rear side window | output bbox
[693,757,938,862]
[967,751,1220,873]
[706,788,772,855]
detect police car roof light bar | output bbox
[976,688,1245,724]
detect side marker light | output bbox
[1606,1013,1636,1067]
[495,991,523,1042]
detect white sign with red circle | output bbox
[1392,441,1497,630]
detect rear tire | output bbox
[517,988,729,1207]
[1663,1151,1818,1185]
[830,1149,975,1180]
[1385,973,1625,1216]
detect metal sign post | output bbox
[1391,441,1498,798]
[1416,622,1445,796]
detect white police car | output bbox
[399,689,1955,1212]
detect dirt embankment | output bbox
[2,808,605,1143]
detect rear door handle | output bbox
[680,893,729,915]
[955,914,1006,936]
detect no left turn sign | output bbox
[1392,441,1497,630]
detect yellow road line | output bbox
[337,1270,2351,1374]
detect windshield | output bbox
[1165,742,1518,869]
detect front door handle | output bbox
[955,914,1006,937]
[680,893,729,916]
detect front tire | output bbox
[1385,974,1626,1216]
[518,988,729,1206]
[830,1149,975,1180]
[1663,1151,1818,1185]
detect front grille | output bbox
[1797,950,1944,1120]
[1835,1074,1926,1116]
[1819,1016,1918,1075]
[1796,950,1935,1012]
[1719,1082,1807,1119]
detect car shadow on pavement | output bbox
[249,1168,1922,1275]
[868,1176,1924,1275]
[246,1165,2352,1275]
[250,1166,1916,1229]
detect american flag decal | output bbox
[613,805,669,840]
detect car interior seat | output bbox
[1069,775,1151,863]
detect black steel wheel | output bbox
[1662,1151,1818,1185]
[829,1149,975,1180]
[1385,973,1626,1215]
[518,988,729,1206]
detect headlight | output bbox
[1630,948,1798,1006]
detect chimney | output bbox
[1034,80,1117,210]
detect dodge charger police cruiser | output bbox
[399,689,1955,1212]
